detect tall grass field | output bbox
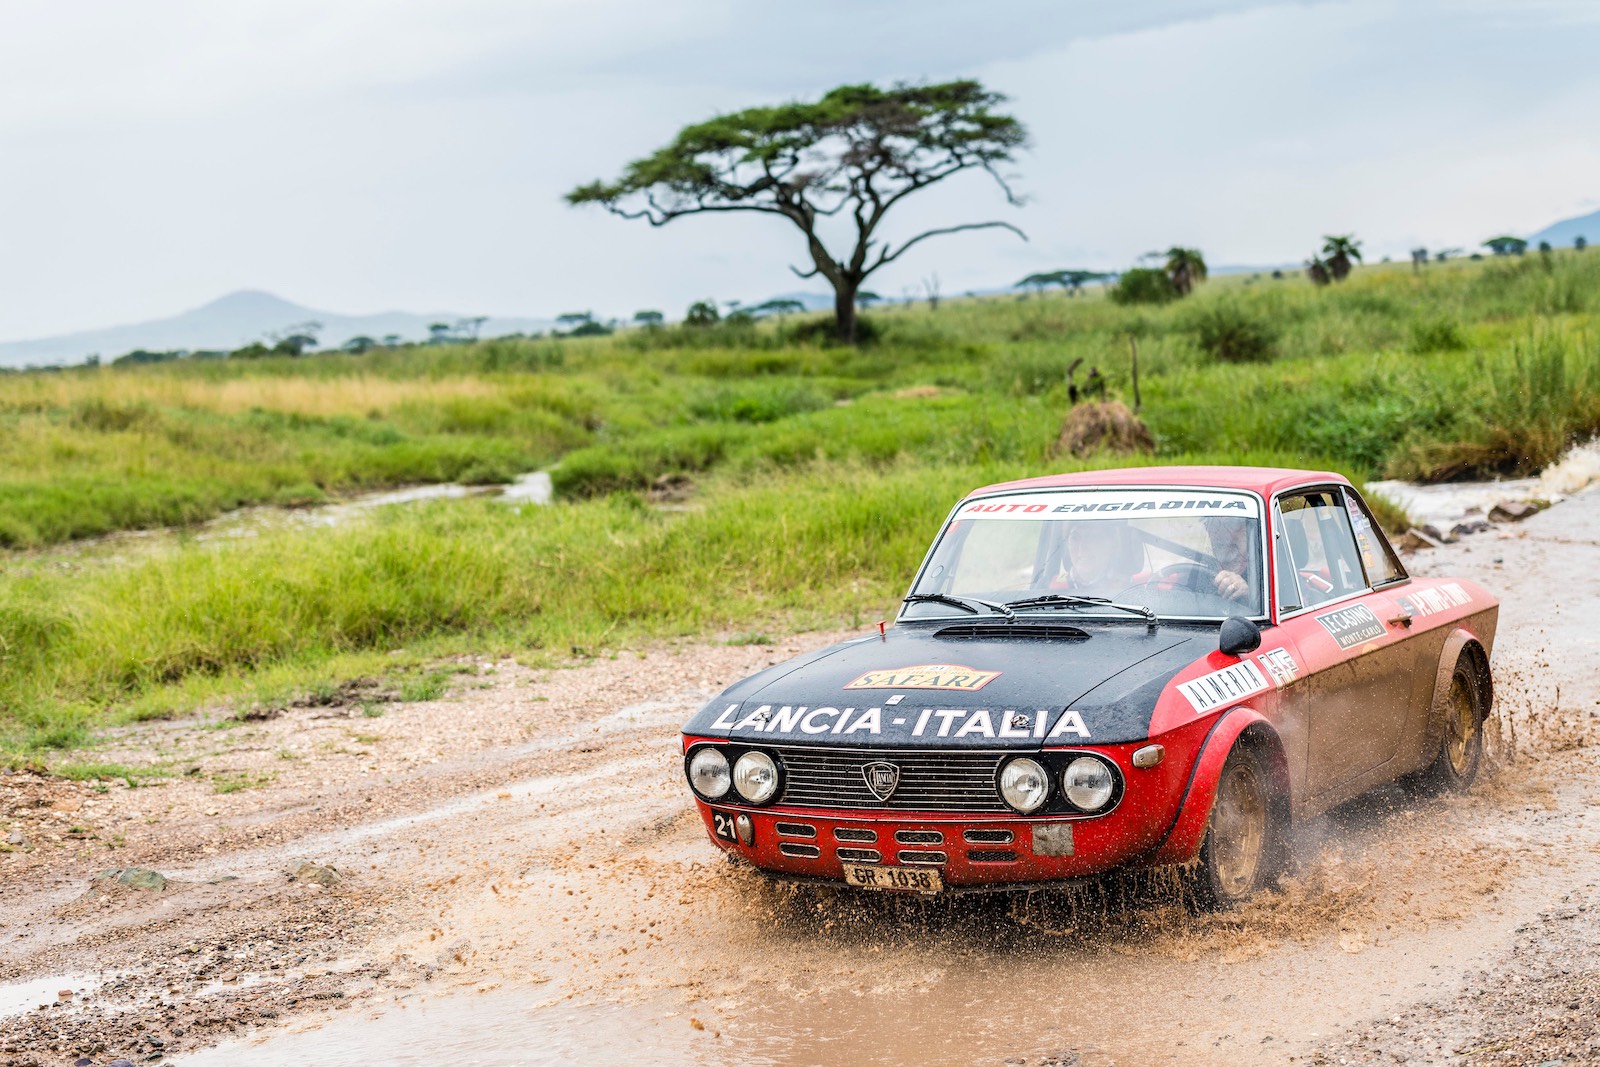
[3,252,1598,760]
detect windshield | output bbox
[905,489,1266,621]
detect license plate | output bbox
[711,810,739,844]
[842,863,943,894]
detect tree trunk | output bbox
[833,280,858,344]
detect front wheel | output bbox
[1183,743,1286,911]
[1419,657,1486,792]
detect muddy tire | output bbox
[1418,657,1485,793]
[1183,743,1286,912]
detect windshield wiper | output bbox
[903,593,1016,621]
[1002,594,1157,629]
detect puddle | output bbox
[187,988,727,1067]
[0,973,105,1019]
[159,752,664,884]
[1367,438,1600,531]
[8,470,552,567]
[205,470,552,537]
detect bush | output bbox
[1109,269,1177,306]
[689,382,832,424]
[1189,304,1278,363]
[1408,317,1467,354]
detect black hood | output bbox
[682,621,1212,748]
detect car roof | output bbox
[968,465,1349,499]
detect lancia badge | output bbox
[862,761,900,801]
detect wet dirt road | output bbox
[5,487,1600,1066]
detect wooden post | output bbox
[1128,334,1141,414]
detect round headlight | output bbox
[687,747,731,800]
[999,757,1050,814]
[732,751,780,804]
[1062,756,1115,811]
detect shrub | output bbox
[1108,268,1177,306]
[1408,317,1467,354]
[1189,305,1278,363]
[689,382,832,424]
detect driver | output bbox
[1055,519,1142,597]
[1203,516,1257,603]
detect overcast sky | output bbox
[1,0,1596,340]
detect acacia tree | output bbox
[1483,236,1528,256]
[566,81,1028,343]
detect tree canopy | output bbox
[1483,236,1528,256]
[1322,235,1362,281]
[567,80,1028,342]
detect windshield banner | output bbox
[958,490,1261,520]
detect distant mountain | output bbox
[1528,209,1599,249]
[0,290,555,369]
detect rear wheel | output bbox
[1184,743,1285,911]
[1420,657,1485,792]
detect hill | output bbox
[0,290,554,368]
[1528,208,1599,249]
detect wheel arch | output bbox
[1422,630,1493,763]
[1145,708,1290,866]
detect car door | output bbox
[1273,487,1416,803]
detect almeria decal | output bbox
[1178,660,1270,713]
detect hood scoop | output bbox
[934,622,1090,640]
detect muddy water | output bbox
[10,471,552,568]
[178,482,1600,1067]
[1367,436,1600,530]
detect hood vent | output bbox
[934,623,1089,640]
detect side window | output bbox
[1275,490,1368,611]
[1341,488,1407,586]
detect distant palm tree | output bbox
[1163,247,1207,296]
[1322,235,1363,281]
[1306,257,1332,287]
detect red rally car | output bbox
[680,466,1498,908]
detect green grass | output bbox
[4,250,1600,759]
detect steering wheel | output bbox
[1150,560,1219,594]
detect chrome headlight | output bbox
[687,746,731,800]
[999,757,1051,814]
[1062,756,1115,812]
[732,751,780,804]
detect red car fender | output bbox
[1144,705,1278,866]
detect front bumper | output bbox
[687,733,1208,890]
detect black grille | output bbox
[895,830,944,844]
[775,823,815,839]
[773,746,1007,813]
[968,850,1018,863]
[963,828,1014,844]
[898,850,947,865]
[779,842,820,858]
[837,847,882,863]
[934,623,1088,640]
[834,827,878,843]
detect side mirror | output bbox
[1219,616,1262,657]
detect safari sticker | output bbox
[843,664,1001,691]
